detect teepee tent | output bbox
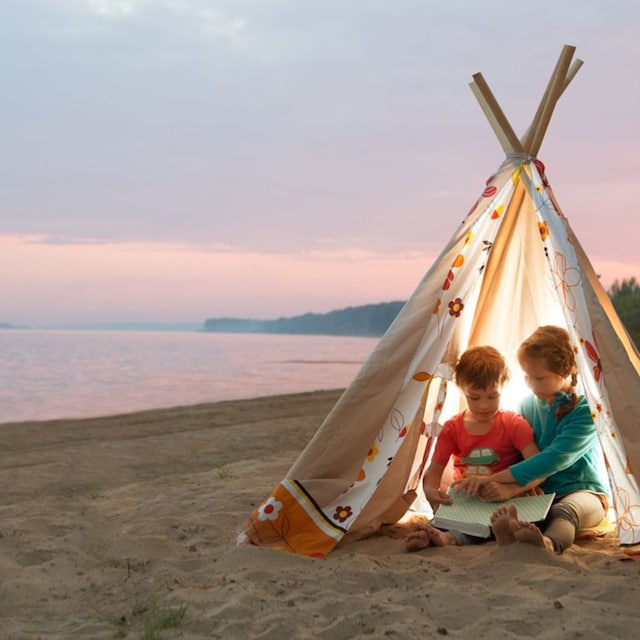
[243,45,640,558]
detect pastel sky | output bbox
[3,0,640,326]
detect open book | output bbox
[430,488,555,538]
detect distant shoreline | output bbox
[203,300,405,338]
[2,300,406,337]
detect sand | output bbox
[1,389,639,639]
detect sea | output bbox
[0,329,380,424]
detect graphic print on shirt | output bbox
[461,447,500,476]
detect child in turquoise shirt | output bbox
[456,326,609,553]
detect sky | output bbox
[2,0,640,326]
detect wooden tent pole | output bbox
[528,45,576,156]
[563,57,584,91]
[521,55,582,153]
[471,45,581,158]
[470,73,524,155]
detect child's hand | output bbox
[477,481,513,502]
[424,485,452,508]
[452,476,489,496]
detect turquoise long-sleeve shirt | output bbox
[510,392,610,498]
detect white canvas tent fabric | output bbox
[243,46,640,558]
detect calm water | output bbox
[0,330,380,424]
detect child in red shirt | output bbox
[406,345,539,550]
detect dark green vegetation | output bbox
[609,277,640,349]
[203,301,406,337]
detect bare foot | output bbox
[490,503,518,546]
[510,519,555,552]
[405,524,457,550]
[405,529,430,552]
[426,526,457,546]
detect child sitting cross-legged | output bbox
[406,345,540,551]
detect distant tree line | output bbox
[203,278,640,347]
[203,301,406,337]
[608,277,640,349]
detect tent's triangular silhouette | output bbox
[242,45,640,558]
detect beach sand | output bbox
[1,389,639,639]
